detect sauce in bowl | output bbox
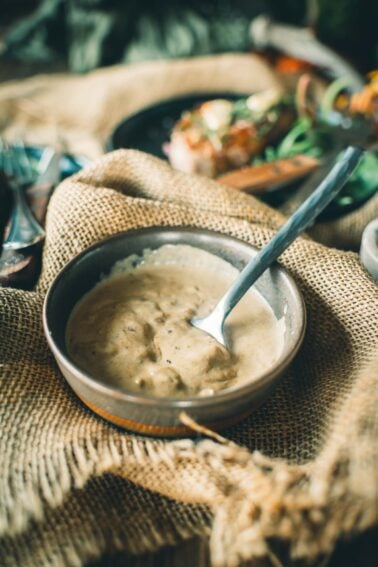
[66,245,284,398]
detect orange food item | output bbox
[165,92,293,178]
[275,55,312,75]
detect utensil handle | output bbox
[220,146,363,320]
[3,181,46,250]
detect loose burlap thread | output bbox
[0,149,377,566]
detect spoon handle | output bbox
[220,145,363,320]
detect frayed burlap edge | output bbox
[1,355,376,566]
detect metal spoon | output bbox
[191,146,363,347]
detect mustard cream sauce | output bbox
[66,245,284,397]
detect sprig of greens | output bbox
[252,116,332,164]
[252,116,377,216]
[332,150,378,207]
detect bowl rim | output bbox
[43,226,307,410]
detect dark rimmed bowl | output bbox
[43,227,306,437]
[107,92,247,158]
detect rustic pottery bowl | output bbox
[43,227,306,437]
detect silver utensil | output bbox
[1,143,60,250]
[191,146,363,347]
[281,122,374,217]
[280,149,341,217]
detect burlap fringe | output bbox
[1,356,376,566]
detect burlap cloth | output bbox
[0,53,376,250]
[0,144,377,566]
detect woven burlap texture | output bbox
[1,149,377,566]
[0,52,376,250]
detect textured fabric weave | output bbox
[0,149,377,566]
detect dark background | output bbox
[1,0,377,75]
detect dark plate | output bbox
[107,94,376,221]
[107,92,247,158]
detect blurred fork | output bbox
[1,141,46,250]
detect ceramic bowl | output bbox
[360,218,378,281]
[43,227,306,437]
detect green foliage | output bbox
[333,151,378,207]
[253,117,332,163]
[253,115,377,214]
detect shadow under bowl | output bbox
[43,227,306,437]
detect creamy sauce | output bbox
[66,245,284,398]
